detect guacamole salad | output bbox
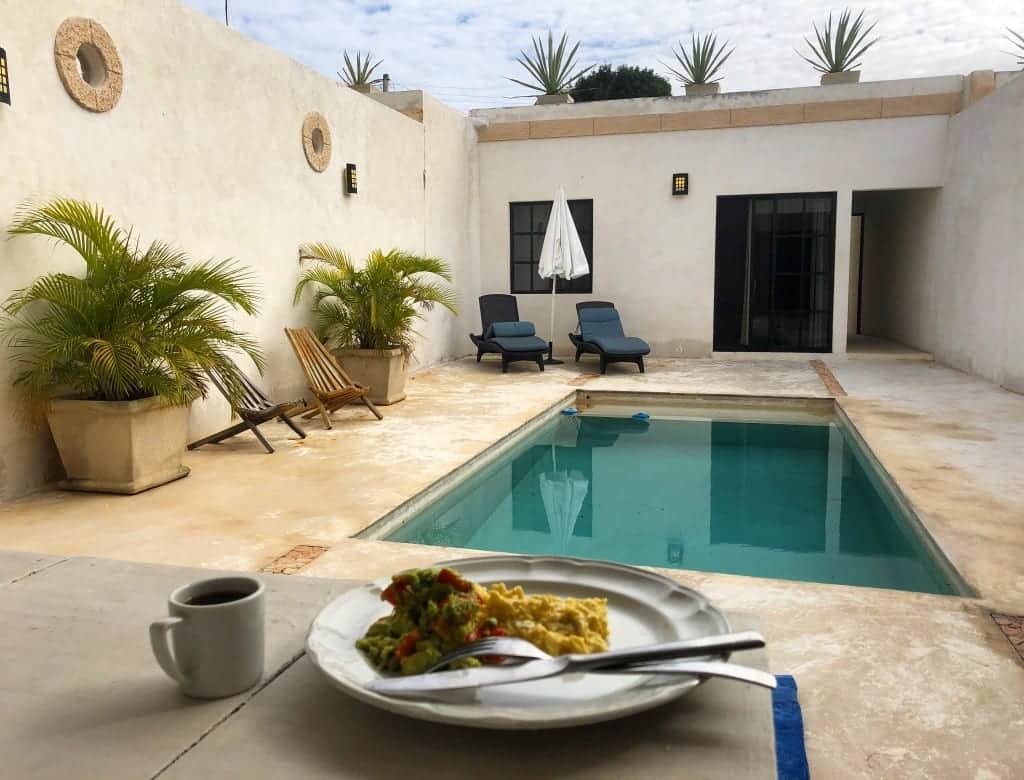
[356,568,507,675]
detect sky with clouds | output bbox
[182,1,1024,112]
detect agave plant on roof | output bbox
[1006,28,1024,68]
[508,31,594,97]
[664,33,734,86]
[798,8,879,74]
[338,50,383,90]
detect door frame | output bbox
[713,191,838,353]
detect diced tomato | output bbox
[432,618,451,640]
[437,568,473,592]
[381,575,414,605]
[394,629,421,660]
[465,628,481,644]
[485,626,507,637]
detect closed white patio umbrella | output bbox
[538,187,590,364]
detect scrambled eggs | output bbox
[358,567,610,675]
[482,583,609,655]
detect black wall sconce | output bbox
[672,172,688,196]
[345,163,358,195]
[0,48,11,106]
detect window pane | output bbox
[568,201,592,232]
[531,204,550,233]
[810,236,831,273]
[512,263,533,293]
[511,204,531,233]
[532,233,546,264]
[535,274,553,293]
[775,236,804,272]
[511,234,532,262]
[773,275,803,311]
[813,273,832,310]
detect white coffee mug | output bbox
[150,576,265,699]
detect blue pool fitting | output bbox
[562,407,578,415]
[632,411,650,420]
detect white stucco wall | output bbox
[856,76,1024,393]
[0,0,476,500]
[937,76,1024,392]
[476,116,950,357]
[856,188,944,349]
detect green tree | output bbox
[571,64,672,102]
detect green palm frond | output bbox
[663,33,734,85]
[1,198,263,409]
[294,245,458,357]
[508,31,594,95]
[798,9,879,73]
[338,51,383,87]
[1006,28,1024,67]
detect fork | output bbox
[426,631,764,673]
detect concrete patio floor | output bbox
[1,354,1023,778]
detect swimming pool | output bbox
[373,404,962,595]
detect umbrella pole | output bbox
[544,277,563,365]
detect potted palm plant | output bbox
[799,9,879,85]
[294,245,457,405]
[339,51,384,93]
[1,199,262,494]
[664,33,734,96]
[508,31,593,105]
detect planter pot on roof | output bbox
[535,93,574,105]
[47,396,190,494]
[821,70,861,86]
[334,347,408,405]
[685,83,721,97]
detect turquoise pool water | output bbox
[385,414,959,595]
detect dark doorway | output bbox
[714,193,836,352]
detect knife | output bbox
[366,630,765,697]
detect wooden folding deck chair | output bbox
[284,327,383,428]
[188,367,306,454]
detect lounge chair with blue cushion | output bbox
[569,301,650,374]
[469,294,547,373]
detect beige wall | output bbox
[856,75,1024,393]
[0,0,477,500]
[856,188,944,349]
[476,116,950,357]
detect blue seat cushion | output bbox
[588,335,651,355]
[490,335,548,352]
[486,321,535,338]
[579,307,625,340]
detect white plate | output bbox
[306,555,730,730]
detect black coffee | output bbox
[186,590,251,606]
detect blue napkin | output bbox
[773,675,809,780]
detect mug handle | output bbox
[150,616,188,684]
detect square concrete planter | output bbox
[685,83,721,96]
[820,70,860,85]
[535,93,573,105]
[334,347,408,405]
[47,396,190,494]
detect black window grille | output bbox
[509,200,593,294]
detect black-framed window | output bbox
[509,200,593,294]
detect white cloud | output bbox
[184,0,1024,111]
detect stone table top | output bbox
[0,552,776,780]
